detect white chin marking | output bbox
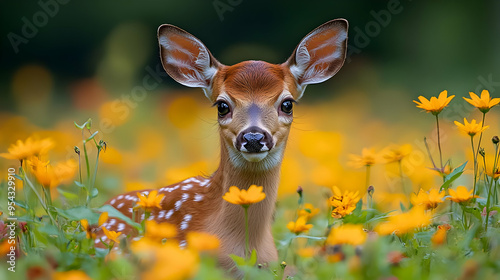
[241,151,269,162]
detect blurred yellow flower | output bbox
[298,203,320,220]
[137,190,165,211]
[463,90,500,113]
[28,159,78,188]
[133,241,200,280]
[296,247,316,258]
[102,227,122,244]
[330,186,360,218]
[81,212,108,239]
[327,224,367,246]
[486,168,499,180]
[145,220,177,241]
[348,148,378,168]
[287,215,313,234]
[0,137,53,161]
[454,118,489,137]
[98,212,108,226]
[375,206,431,236]
[410,188,444,210]
[447,186,478,203]
[383,144,412,163]
[413,90,455,115]
[53,270,92,280]
[222,185,266,206]
[186,231,220,252]
[99,146,123,165]
[431,224,451,247]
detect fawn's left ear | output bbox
[158,24,222,99]
[284,19,348,97]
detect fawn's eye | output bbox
[280,100,294,115]
[217,101,230,117]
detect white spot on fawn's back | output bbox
[166,209,174,219]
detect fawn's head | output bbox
[158,20,348,170]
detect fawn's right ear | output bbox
[158,24,221,98]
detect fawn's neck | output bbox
[206,143,282,249]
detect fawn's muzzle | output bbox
[236,126,273,153]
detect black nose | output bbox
[243,133,264,152]
[236,126,273,153]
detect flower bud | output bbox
[479,148,485,157]
[74,146,80,155]
[367,185,375,197]
[493,136,499,144]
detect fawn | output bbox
[98,19,348,272]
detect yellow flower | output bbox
[136,190,165,210]
[296,247,316,258]
[222,185,266,206]
[463,90,500,113]
[145,220,177,241]
[298,203,320,220]
[454,118,489,137]
[348,148,378,168]
[28,158,78,188]
[132,241,200,280]
[186,231,220,252]
[287,215,313,234]
[382,144,412,163]
[431,224,451,247]
[327,224,367,246]
[410,188,444,210]
[98,212,108,226]
[102,227,122,244]
[413,90,455,115]
[447,186,478,203]
[0,137,53,161]
[81,212,108,239]
[53,270,92,280]
[486,168,499,180]
[375,206,432,236]
[330,186,360,218]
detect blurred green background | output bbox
[1,0,499,204]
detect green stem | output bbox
[365,165,371,190]
[398,160,408,197]
[471,136,478,197]
[244,205,250,259]
[462,205,467,230]
[21,167,57,226]
[435,114,445,182]
[87,147,102,206]
[472,113,486,196]
[485,144,499,232]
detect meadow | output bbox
[0,85,499,279]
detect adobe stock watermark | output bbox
[213,0,243,21]
[7,0,71,54]
[5,168,18,272]
[346,0,413,64]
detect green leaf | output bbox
[57,189,79,201]
[95,205,141,231]
[440,161,467,190]
[74,121,85,129]
[248,249,257,266]
[91,188,99,198]
[400,201,407,212]
[86,131,99,142]
[230,254,247,266]
[56,207,98,223]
